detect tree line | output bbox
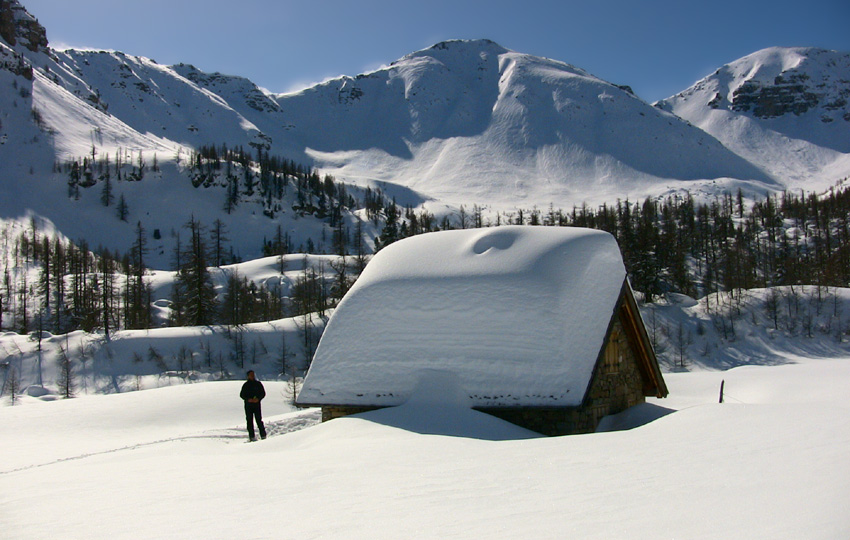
[373,184,850,305]
[6,183,850,336]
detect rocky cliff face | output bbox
[727,58,850,124]
[0,0,48,53]
[730,73,822,119]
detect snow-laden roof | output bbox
[298,226,626,408]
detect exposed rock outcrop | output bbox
[0,0,48,53]
[731,73,821,118]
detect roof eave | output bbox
[620,279,669,398]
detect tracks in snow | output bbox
[0,409,322,475]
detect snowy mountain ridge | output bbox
[657,46,850,186]
[33,36,777,206]
[266,38,776,208]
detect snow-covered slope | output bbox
[657,47,850,190]
[50,49,276,155]
[269,39,775,208]
[0,251,339,399]
[0,2,180,162]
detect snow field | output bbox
[0,381,303,473]
[1,355,849,539]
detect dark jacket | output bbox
[240,379,266,402]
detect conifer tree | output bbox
[169,232,185,326]
[352,219,369,275]
[68,160,81,200]
[278,329,291,377]
[330,255,351,305]
[50,238,69,333]
[116,194,128,221]
[378,202,400,249]
[99,252,116,339]
[37,237,51,324]
[219,269,243,326]
[125,222,149,329]
[210,219,229,268]
[175,217,217,326]
[56,346,75,398]
[16,269,28,333]
[4,365,20,405]
[100,173,114,207]
[224,171,239,214]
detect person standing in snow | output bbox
[240,370,267,441]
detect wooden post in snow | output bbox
[719,379,725,404]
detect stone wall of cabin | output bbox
[320,316,647,436]
[321,405,379,422]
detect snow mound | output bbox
[23,385,53,398]
[404,369,471,408]
[299,226,626,408]
[341,370,541,440]
[352,402,542,441]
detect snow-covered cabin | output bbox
[297,226,667,435]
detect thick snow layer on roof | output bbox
[299,226,626,407]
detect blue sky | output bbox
[22,0,850,103]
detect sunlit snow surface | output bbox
[299,226,626,408]
[1,356,849,539]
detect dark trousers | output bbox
[245,402,266,439]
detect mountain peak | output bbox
[426,39,508,53]
[394,39,510,66]
[727,46,844,82]
[664,46,850,122]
